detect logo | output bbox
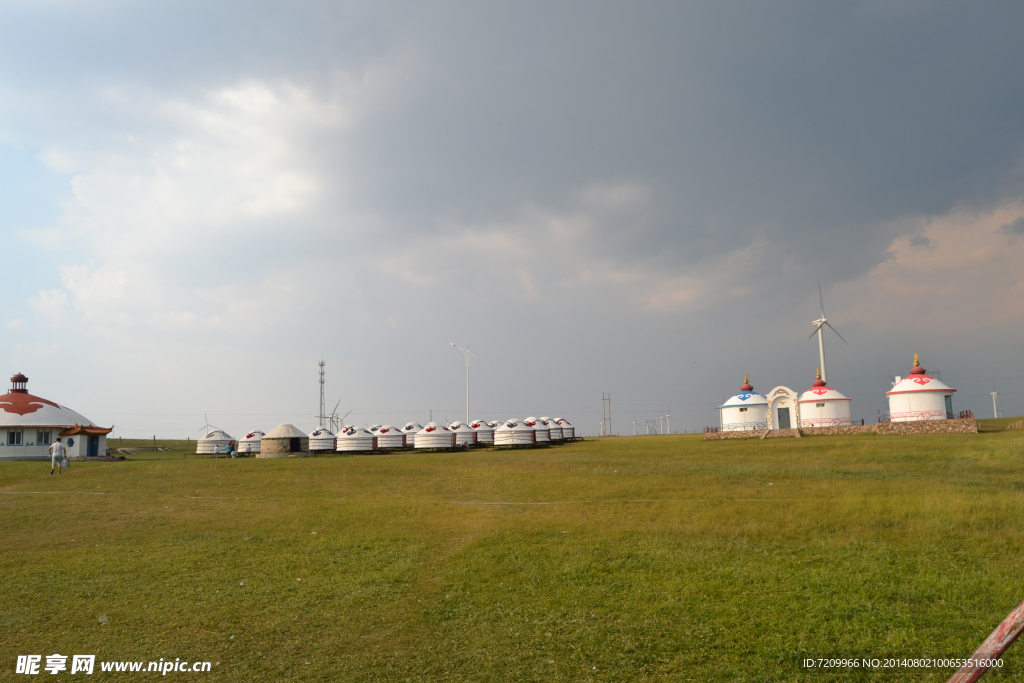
[811,388,828,396]
[913,377,930,385]
[425,427,435,432]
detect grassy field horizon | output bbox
[4,422,1024,680]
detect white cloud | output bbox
[31,289,68,324]
[835,203,1024,332]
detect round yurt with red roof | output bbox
[887,353,956,422]
[798,369,852,427]
[0,373,112,460]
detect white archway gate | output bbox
[766,386,800,430]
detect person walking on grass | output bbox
[49,438,66,475]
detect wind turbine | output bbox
[809,281,848,384]
[632,416,638,436]
[198,414,214,437]
[665,410,671,435]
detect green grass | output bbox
[4,427,1024,681]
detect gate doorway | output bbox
[87,435,99,457]
[777,408,791,430]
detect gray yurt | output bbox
[259,424,311,458]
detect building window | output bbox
[816,403,825,408]
[739,407,748,412]
[945,395,954,419]
[37,430,52,445]
[8,431,22,446]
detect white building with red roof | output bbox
[798,369,853,427]
[0,373,112,460]
[887,353,956,422]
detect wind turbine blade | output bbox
[818,280,825,318]
[824,321,848,345]
[331,398,342,415]
[808,325,822,339]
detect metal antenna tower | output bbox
[318,360,326,427]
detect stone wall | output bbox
[876,417,978,435]
[799,424,877,436]
[703,418,978,440]
[703,429,765,440]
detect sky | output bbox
[0,0,1022,438]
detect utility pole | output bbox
[450,343,475,424]
[601,392,612,436]
[318,360,326,427]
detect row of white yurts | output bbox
[199,416,578,455]
[718,353,957,431]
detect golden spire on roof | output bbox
[913,353,920,367]
[816,368,821,379]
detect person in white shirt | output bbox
[49,438,66,475]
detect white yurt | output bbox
[237,430,264,454]
[798,370,853,427]
[469,419,495,444]
[308,426,337,452]
[495,419,536,446]
[402,422,424,447]
[887,353,956,422]
[554,417,574,439]
[198,429,234,455]
[719,374,770,431]
[415,422,455,449]
[448,421,477,446]
[540,416,563,441]
[373,425,406,449]
[336,426,376,452]
[524,417,550,443]
[259,424,310,458]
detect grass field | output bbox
[3,422,1024,681]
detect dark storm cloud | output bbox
[337,2,1024,276]
[999,216,1024,237]
[7,1,1023,281]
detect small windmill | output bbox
[809,281,848,384]
[329,400,353,433]
[198,414,215,437]
[632,416,638,436]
